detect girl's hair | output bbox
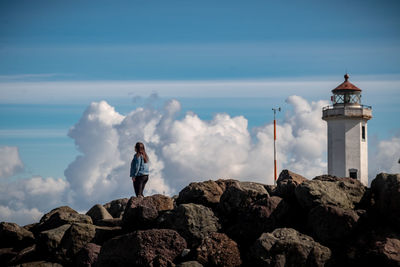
[135,142,149,163]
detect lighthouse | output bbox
[322,74,372,185]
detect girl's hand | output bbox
[132,177,136,182]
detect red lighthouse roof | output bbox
[332,74,361,92]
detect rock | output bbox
[0,222,35,249]
[122,194,174,231]
[58,223,97,262]
[0,247,18,265]
[94,218,122,227]
[103,198,129,218]
[86,204,113,223]
[97,229,187,267]
[347,230,400,267]
[196,232,241,267]
[92,226,123,245]
[176,261,203,267]
[176,180,226,209]
[34,206,92,233]
[308,204,360,246]
[275,169,307,200]
[248,228,332,267]
[75,243,101,267]
[7,245,38,266]
[219,180,269,217]
[9,261,63,266]
[224,196,289,246]
[295,176,366,210]
[370,173,400,227]
[158,203,220,248]
[37,224,71,259]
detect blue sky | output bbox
[0,0,399,224]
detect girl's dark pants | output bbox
[133,175,148,197]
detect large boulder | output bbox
[0,222,35,249]
[58,223,97,263]
[275,169,307,200]
[295,176,366,211]
[86,204,113,223]
[34,206,92,233]
[6,244,38,266]
[9,261,63,266]
[103,198,129,218]
[122,194,174,231]
[37,224,71,260]
[176,261,203,267]
[224,196,289,246]
[219,180,269,217]
[347,229,400,267]
[248,228,332,267]
[196,232,241,267]
[176,180,226,210]
[75,243,101,267]
[158,203,220,248]
[308,204,360,246]
[97,229,187,267]
[370,173,400,227]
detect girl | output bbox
[130,142,149,197]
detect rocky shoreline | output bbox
[1,171,399,266]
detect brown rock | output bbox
[176,180,225,209]
[122,194,174,231]
[196,232,241,267]
[275,169,307,200]
[75,243,101,267]
[94,218,122,227]
[34,206,92,233]
[7,244,38,266]
[86,204,113,223]
[0,222,35,249]
[103,198,129,218]
[248,228,332,267]
[97,229,187,267]
[10,261,63,266]
[176,261,203,267]
[37,224,71,259]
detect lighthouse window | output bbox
[362,126,366,141]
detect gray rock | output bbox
[97,229,186,267]
[248,228,332,267]
[295,176,366,210]
[86,204,113,223]
[371,173,400,226]
[219,180,269,217]
[308,204,360,246]
[158,203,220,248]
[103,198,129,218]
[0,222,35,249]
[37,224,71,258]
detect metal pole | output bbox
[272,107,281,185]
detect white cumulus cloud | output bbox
[370,136,400,177]
[0,146,24,178]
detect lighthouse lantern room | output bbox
[322,74,372,186]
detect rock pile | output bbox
[1,172,399,266]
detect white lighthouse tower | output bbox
[322,74,372,185]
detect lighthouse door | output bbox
[349,169,358,179]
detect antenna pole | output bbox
[272,107,281,185]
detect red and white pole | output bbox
[272,107,281,185]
